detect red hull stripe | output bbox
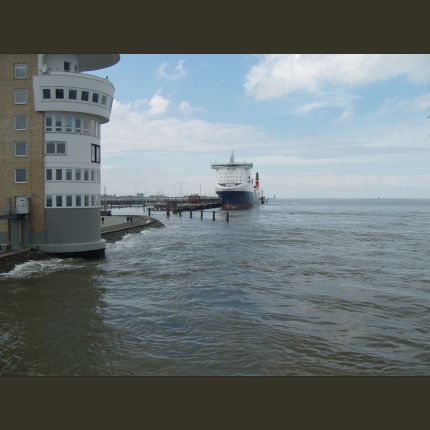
[222,204,255,209]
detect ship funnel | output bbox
[255,172,260,189]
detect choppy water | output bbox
[1,199,429,375]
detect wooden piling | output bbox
[201,210,203,219]
[190,210,192,218]
[213,211,215,221]
[226,212,229,222]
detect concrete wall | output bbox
[42,208,103,252]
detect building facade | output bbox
[0,54,119,257]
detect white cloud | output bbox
[178,101,206,115]
[378,92,430,113]
[245,54,430,100]
[156,60,187,80]
[148,90,170,115]
[103,99,270,155]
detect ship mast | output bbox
[230,151,235,163]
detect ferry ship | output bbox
[211,153,261,209]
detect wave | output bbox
[0,258,83,279]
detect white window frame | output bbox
[14,141,27,157]
[15,168,27,183]
[14,114,27,130]
[14,88,27,104]
[14,64,27,79]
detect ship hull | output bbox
[217,190,258,209]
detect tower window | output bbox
[43,88,51,99]
[68,89,77,100]
[92,92,99,103]
[101,95,107,106]
[66,195,73,207]
[64,62,71,72]
[81,90,89,101]
[55,88,64,99]
[56,169,63,180]
[46,195,53,207]
[75,195,82,206]
[45,116,53,131]
[46,169,52,180]
[56,196,63,207]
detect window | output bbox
[92,92,99,103]
[66,195,73,207]
[81,90,89,101]
[65,116,72,132]
[46,142,56,154]
[55,117,63,132]
[56,196,63,207]
[83,118,89,134]
[84,195,89,207]
[56,169,63,180]
[95,121,100,138]
[46,169,52,181]
[14,64,27,79]
[90,170,95,182]
[75,168,81,181]
[91,195,95,206]
[64,62,70,72]
[68,89,77,100]
[14,141,27,156]
[46,195,53,207]
[101,95,107,106]
[15,88,27,104]
[56,142,66,154]
[55,88,64,99]
[45,116,53,132]
[75,117,81,133]
[43,88,51,99]
[91,144,101,163]
[45,141,66,155]
[89,119,95,135]
[15,168,27,183]
[75,195,81,206]
[14,114,27,130]
[66,169,72,181]
[84,169,89,181]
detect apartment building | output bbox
[0,54,119,257]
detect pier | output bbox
[101,196,221,212]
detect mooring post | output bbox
[201,210,203,219]
[167,208,170,217]
[148,208,151,216]
[213,211,215,221]
[226,212,229,222]
[179,210,182,217]
[190,209,193,218]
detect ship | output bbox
[211,152,261,209]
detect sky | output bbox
[92,54,430,198]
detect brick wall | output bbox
[0,54,45,243]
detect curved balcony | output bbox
[33,72,115,123]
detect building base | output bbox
[47,247,105,259]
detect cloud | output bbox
[245,54,430,100]
[102,99,270,155]
[378,92,430,113]
[148,90,170,115]
[156,60,187,80]
[178,101,206,115]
